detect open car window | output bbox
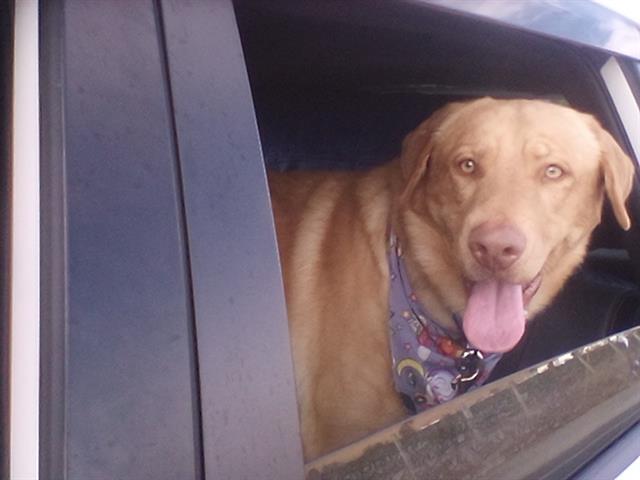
[235,1,640,477]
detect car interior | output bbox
[234,0,640,383]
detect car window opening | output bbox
[235,1,640,475]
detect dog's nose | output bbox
[469,223,526,271]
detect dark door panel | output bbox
[158,0,304,477]
[41,1,201,478]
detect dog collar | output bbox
[388,233,501,413]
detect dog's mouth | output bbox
[522,273,542,307]
[462,273,542,354]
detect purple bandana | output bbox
[388,234,501,413]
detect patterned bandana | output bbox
[388,233,501,413]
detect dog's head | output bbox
[396,98,635,353]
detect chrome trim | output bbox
[617,454,640,480]
[11,1,40,478]
[601,57,640,162]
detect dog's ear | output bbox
[399,102,466,204]
[588,117,636,231]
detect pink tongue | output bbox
[462,280,525,353]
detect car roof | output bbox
[424,0,640,61]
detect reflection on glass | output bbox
[426,0,640,60]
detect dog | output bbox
[268,98,635,460]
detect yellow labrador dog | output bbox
[269,98,635,460]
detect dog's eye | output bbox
[459,158,476,174]
[544,164,564,179]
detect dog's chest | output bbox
[387,235,501,413]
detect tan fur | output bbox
[269,98,635,460]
